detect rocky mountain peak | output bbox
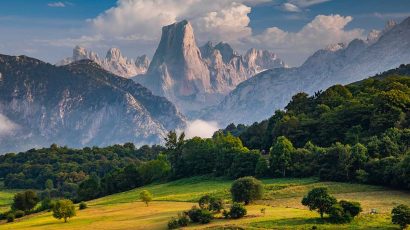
[135,55,150,69]
[57,46,150,78]
[146,19,211,98]
[214,42,235,63]
[106,48,123,61]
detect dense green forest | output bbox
[0,64,409,202]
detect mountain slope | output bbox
[0,54,184,153]
[207,17,410,125]
[57,46,150,78]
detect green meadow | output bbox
[1,177,410,229]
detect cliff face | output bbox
[134,20,287,115]
[0,55,185,153]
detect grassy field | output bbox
[0,182,23,212]
[1,176,410,229]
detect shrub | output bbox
[187,206,213,224]
[37,198,56,212]
[198,195,211,210]
[198,195,224,212]
[6,213,14,223]
[79,201,87,210]
[187,206,202,223]
[167,217,179,229]
[229,203,247,219]
[328,204,351,223]
[177,212,189,227]
[339,200,362,218]
[14,210,25,218]
[392,204,410,229]
[230,176,264,205]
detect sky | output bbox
[0,0,409,66]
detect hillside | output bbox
[206,17,410,126]
[3,177,410,229]
[0,54,185,153]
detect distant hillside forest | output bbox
[0,64,409,202]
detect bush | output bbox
[37,198,56,212]
[392,204,410,229]
[79,201,87,210]
[229,203,247,219]
[14,210,25,218]
[187,206,213,224]
[339,200,362,218]
[230,176,264,205]
[177,212,189,226]
[167,217,179,229]
[6,213,14,222]
[328,204,351,223]
[167,212,189,229]
[198,195,224,213]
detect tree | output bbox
[140,190,153,206]
[230,177,264,205]
[45,179,54,190]
[12,190,39,212]
[255,157,269,178]
[392,204,410,229]
[78,173,101,201]
[301,187,337,218]
[52,199,76,223]
[270,136,294,177]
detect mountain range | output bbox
[57,46,150,78]
[1,16,409,153]
[205,17,410,126]
[0,55,184,153]
[133,20,287,115]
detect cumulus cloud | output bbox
[183,120,219,139]
[48,2,66,7]
[281,3,301,12]
[245,14,365,65]
[90,0,253,44]
[0,114,19,136]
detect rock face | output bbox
[134,20,286,115]
[207,17,410,126]
[0,54,185,153]
[57,46,150,78]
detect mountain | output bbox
[0,54,185,153]
[134,20,287,115]
[206,17,410,126]
[57,46,150,78]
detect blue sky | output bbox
[0,0,409,66]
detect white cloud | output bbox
[281,3,301,12]
[245,14,365,66]
[289,0,331,7]
[48,2,66,7]
[90,0,253,44]
[184,120,219,139]
[0,114,19,136]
